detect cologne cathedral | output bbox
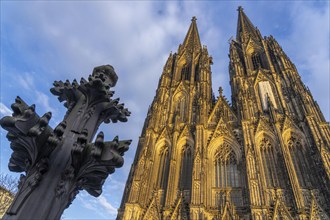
[117,7,330,220]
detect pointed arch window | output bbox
[258,81,278,110]
[157,148,170,189]
[180,145,193,190]
[288,138,311,188]
[214,145,240,188]
[175,97,186,121]
[181,64,191,81]
[194,64,200,81]
[251,52,262,70]
[259,138,283,188]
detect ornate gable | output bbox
[211,117,235,141]
[208,98,222,124]
[173,81,188,98]
[246,36,262,53]
[309,194,330,220]
[143,196,160,220]
[169,196,190,220]
[208,95,236,125]
[254,69,273,86]
[281,116,301,133]
[194,149,201,162]
[255,116,274,134]
[218,201,240,220]
[178,125,193,141]
[157,127,171,144]
[272,199,293,220]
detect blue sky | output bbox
[1,1,329,219]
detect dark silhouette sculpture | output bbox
[0,65,131,220]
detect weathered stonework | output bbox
[118,8,330,220]
[0,187,14,218]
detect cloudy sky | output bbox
[1,1,329,219]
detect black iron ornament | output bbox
[0,65,131,220]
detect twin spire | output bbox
[181,7,259,50]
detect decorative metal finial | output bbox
[192,16,197,22]
[237,6,243,11]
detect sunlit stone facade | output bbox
[118,7,330,219]
[0,187,14,218]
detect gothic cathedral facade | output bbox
[118,7,330,220]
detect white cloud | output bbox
[104,177,126,192]
[17,72,35,90]
[0,103,12,116]
[74,192,117,219]
[75,193,109,219]
[35,91,55,113]
[97,195,117,215]
[13,71,56,115]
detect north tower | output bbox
[118,8,330,220]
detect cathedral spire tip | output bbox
[180,16,202,54]
[236,7,260,42]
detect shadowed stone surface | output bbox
[0,65,131,220]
